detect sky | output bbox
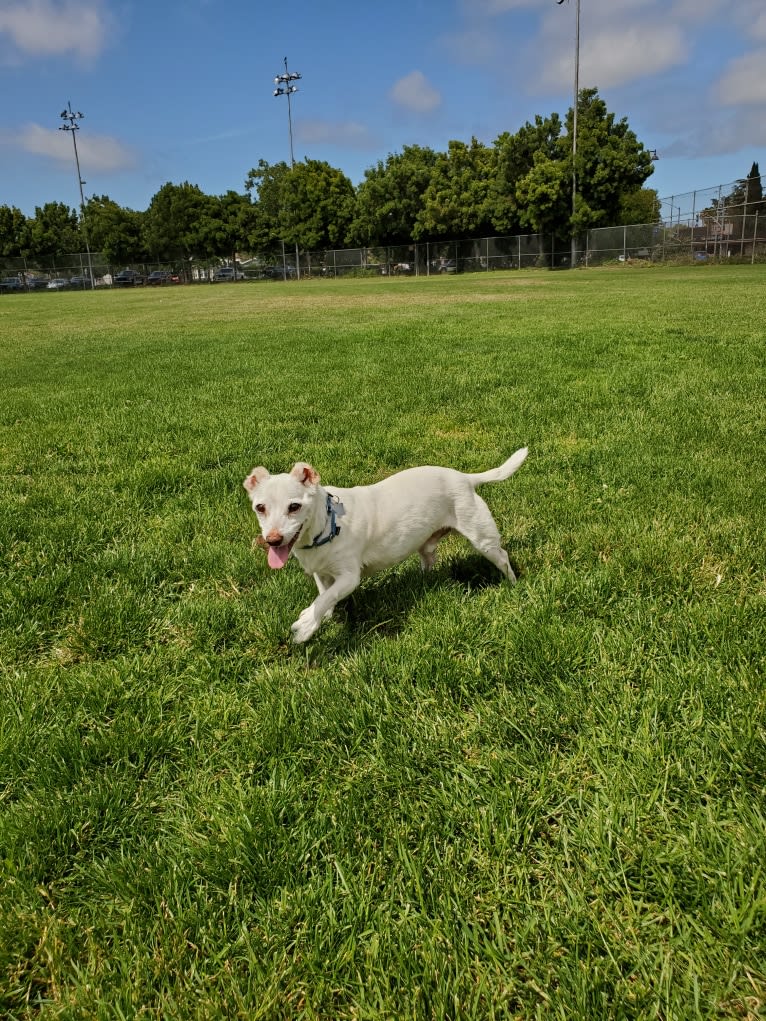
[1,0,765,219]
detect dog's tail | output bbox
[467,447,528,488]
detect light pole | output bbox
[273,58,302,280]
[59,101,95,289]
[558,0,581,266]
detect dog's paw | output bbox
[290,606,320,643]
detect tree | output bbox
[568,88,655,233]
[349,145,439,246]
[415,138,495,240]
[84,195,145,265]
[743,161,763,209]
[204,190,256,264]
[27,202,81,260]
[515,152,570,236]
[492,114,561,233]
[244,159,291,257]
[700,161,765,252]
[0,204,29,257]
[617,188,661,226]
[245,158,355,253]
[285,160,355,250]
[143,182,215,262]
[515,88,655,241]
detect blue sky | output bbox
[1,0,765,218]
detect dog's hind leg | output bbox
[454,495,517,582]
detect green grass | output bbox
[1,267,765,1019]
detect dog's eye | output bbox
[255,503,266,514]
[288,502,302,514]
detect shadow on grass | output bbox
[313,552,518,650]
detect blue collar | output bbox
[299,493,343,549]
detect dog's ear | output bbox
[243,466,270,494]
[290,462,320,487]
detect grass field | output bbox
[1,266,765,1019]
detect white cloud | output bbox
[668,0,725,24]
[449,0,690,91]
[19,123,136,172]
[296,119,378,150]
[0,0,107,60]
[732,1,766,42]
[460,0,536,11]
[662,106,766,157]
[441,26,501,66]
[389,71,442,114]
[715,49,766,106]
[542,22,688,91]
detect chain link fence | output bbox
[2,177,764,291]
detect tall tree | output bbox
[515,153,570,237]
[415,138,495,240]
[143,182,215,262]
[0,204,29,257]
[27,202,81,260]
[245,159,355,252]
[743,161,763,209]
[202,190,256,265]
[84,195,145,265]
[617,188,661,226]
[568,88,655,233]
[515,88,654,238]
[286,160,355,250]
[492,114,561,233]
[702,161,765,249]
[244,159,291,257]
[349,145,439,246]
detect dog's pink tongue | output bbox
[267,544,291,569]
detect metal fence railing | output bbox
[2,175,765,290]
[2,222,764,293]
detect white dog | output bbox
[243,448,528,643]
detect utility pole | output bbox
[59,102,95,289]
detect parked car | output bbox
[212,266,246,282]
[0,276,23,292]
[69,275,93,289]
[147,269,174,285]
[114,268,144,286]
[259,265,295,280]
[25,276,49,290]
[47,278,70,290]
[436,258,457,274]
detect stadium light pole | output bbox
[59,101,95,289]
[273,57,302,280]
[557,0,581,267]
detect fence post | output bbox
[753,211,759,265]
[623,225,627,262]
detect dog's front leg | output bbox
[291,570,361,643]
[313,573,332,594]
